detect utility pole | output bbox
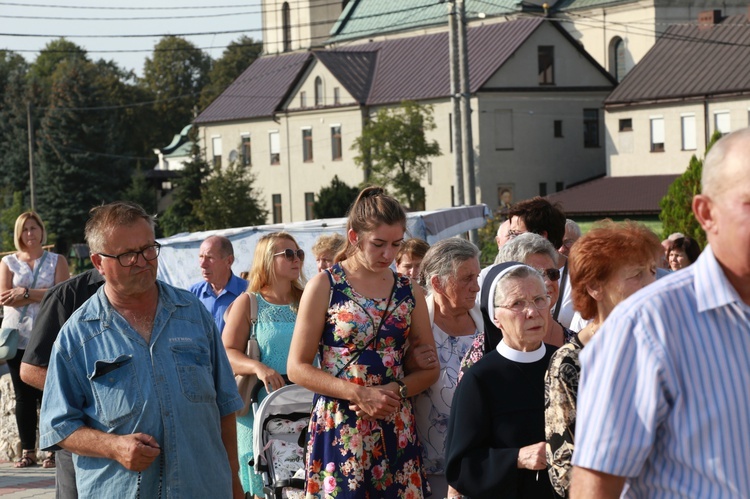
[457,0,478,242]
[27,102,35,211]
[448,1,464,207]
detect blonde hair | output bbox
[247,232,306,311]
[311,233,346,258]
[14,212,47,252]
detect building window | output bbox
[331,125,342,160]
[300,91,307,108]
[610,37,627,82]
[272,194,282,223]
[333,87,340,105]
[211,137,222,168]
[715,111,731,137]
[554,120,563,138]
[302,128,313,162]
[494,109,514,150]
[282,2,291,52]
[269,131,280,165]
[449,113,453,152]
[539,182,548,196]
[241,135,251,166]
[619,118,633,132]
[681,115,696,151]
[315,77,323,107]
[555,181,564,192]
[650,117,665,152]
[304,192,315,220]
[583,109,600,148]
[538,46,554,85]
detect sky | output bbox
[0,0,264,76]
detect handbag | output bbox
[0,251,48,361]
[235,291,260,417]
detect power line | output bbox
[0,1,262,9]
[1,10,262,21]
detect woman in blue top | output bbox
[223,232,306,497]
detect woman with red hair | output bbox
[544,220,661,498]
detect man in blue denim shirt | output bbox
[39,202,244,498]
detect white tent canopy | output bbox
[156,205,489,289]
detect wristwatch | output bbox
[23,288,29,299]
[394,379,408,399]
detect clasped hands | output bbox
[0,287,24,306]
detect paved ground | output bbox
[0,462,55,498]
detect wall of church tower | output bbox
[262,0,345,55]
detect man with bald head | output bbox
[571,128,750,498]
[189,235,247,333]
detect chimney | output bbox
[698,9,722,29]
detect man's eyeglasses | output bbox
[537,268,561,282]
[99,243,161,267]
[274,248,305,261]
[497,295,551,314]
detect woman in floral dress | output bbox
[223,232,306,497]
[288,187,439,499]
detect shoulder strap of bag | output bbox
[246,291,258,338]
[18,251,49,322]
[553,261,568,322]
[334,271,397,378]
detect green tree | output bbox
[141,36,211,145]
[314,175,359,218]
[122,164,157,215]
[199,36,262,110]
[0,190,26,251]
[159,144,211,236]
[659,132,721,249]
[352,101,440,210]
[0,60,32,197]
[35,58,132,254]
[193,160,267,230]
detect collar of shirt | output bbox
[694,245,745,313]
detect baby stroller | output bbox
[250,378,315,499]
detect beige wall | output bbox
[561,1,749,81]
[262,0,343,55]
[606,98,750,176]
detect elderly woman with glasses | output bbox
[411,238,482,498]
[461,233,574,377]
[445,262,559,498]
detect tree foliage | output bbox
[199,36,262,110]
[659,131,721,249]
[141,36,211,146]
[315,175,359,219]
[159,145,210,237]
[122,164,157,215]
[352,101,440,210]
[0,190,26,252]
[193,160,267,231]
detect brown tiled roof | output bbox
[195,52,311,124]
[313,50,377,104]
[606,14,750,106]
[544,175,679,216]
[335,17,546,105]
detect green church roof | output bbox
[329,0,523,43]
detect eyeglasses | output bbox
[99,243,161,267]
[497,295,551,314]
[537,268,561,282]
[507,229,526,239]
[562,239,576,248]
[274,248,305,261]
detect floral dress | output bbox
[237,293,297,495]
[304,264,429,499]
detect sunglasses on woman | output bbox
[274,248,305,261]
[538,268,561,282]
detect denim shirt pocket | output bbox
[89,355,143,428]
[171,344,216,403]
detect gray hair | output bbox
[565,219,582,238]
[494,232,558,267]
[85,201,155,253]
[204,235,234,258]
[420,237,480,294]
[492,265,546,307]
[703,127,750,196]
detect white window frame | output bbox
[650,116,665,152]
[680,114,696,151]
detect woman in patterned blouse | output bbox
[544,221,661,497]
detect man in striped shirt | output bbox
[571,127,750,498]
